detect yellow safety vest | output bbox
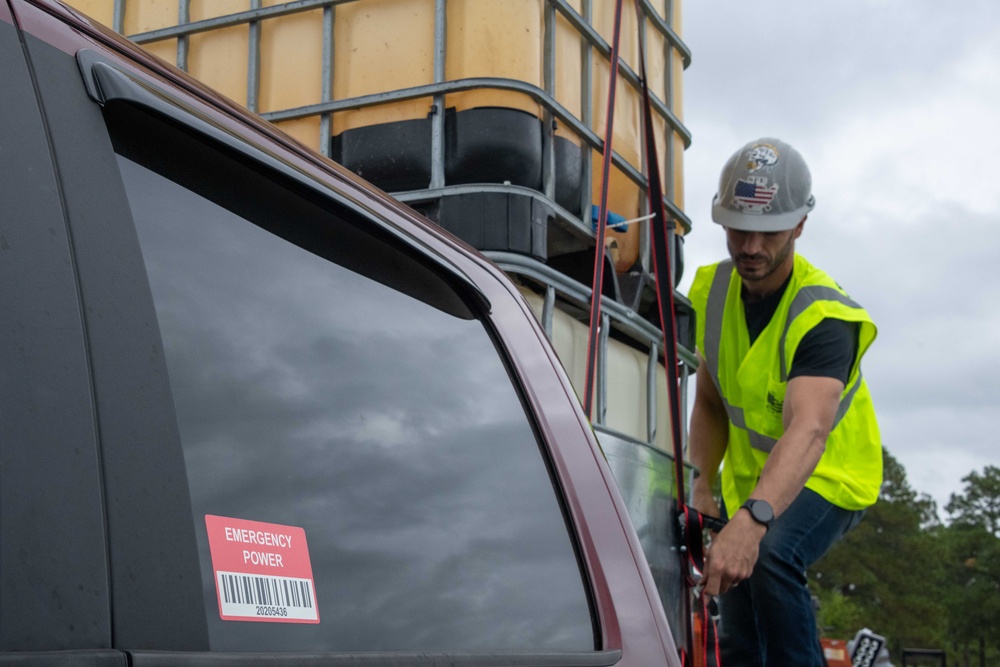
[688,254,882,513]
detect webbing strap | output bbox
[633,0,685,517]
[632,5,718,663]
[682,507,723,666]
[582,0,625,418]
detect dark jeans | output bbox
[718,488,864,666]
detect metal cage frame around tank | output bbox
[123,0,697,453]
[124,0,693,253]
[488,251,698,455]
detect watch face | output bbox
[747,499,774,525]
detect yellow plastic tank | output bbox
[61,0,691,454]
[89,1,684,220]
[65,0,688,268]
[517,285,673,452]
[331,0,437,135]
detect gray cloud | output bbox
[679,1,1000,510]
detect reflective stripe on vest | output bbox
[702,261,864,454]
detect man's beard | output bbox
[730,233,794,283]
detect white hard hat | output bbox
[711,138,815,232]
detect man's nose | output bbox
[741,232,765,254]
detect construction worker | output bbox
[687,138,882,666]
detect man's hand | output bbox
[702,508,767,596]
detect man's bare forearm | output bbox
[688,356,729,515]
[747,374,843,517]
[700,374,844,596]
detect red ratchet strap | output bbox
[583,0,624,418]
[632,1,685,511]
[631,1,721,663]
[682,507,722,667]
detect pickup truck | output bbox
[0,1,685,664]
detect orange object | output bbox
[691,611,706,667]
[607,224,640,272]
[821,638,852,667]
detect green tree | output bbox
[942,467,1000,664]
[945,466,1000,537]
[809,448,947,652]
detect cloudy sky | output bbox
[676,0,1000,515]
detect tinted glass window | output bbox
[114,153,594,652]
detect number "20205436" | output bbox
[256,605,288,617]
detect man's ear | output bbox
[793,216,807,239]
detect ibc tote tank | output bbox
[326,0,691,273]
[66,6,700,645]
[106,0,690,271]
[75,0,695,455]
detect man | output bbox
[687,138,882,666]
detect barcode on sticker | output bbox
[216,571,318,621]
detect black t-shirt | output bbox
[743,276,858,384]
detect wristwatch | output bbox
[740,499,775,530]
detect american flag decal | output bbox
[733,179,778,213]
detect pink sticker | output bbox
[205,515,320,623]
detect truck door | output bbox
[0,0,112,655]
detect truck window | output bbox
[108,108,594,653]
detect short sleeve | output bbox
[789,318,859,384]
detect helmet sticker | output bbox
[732,177,778,214]
[745,143,779,173]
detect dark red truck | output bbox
[0,0,686,664]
